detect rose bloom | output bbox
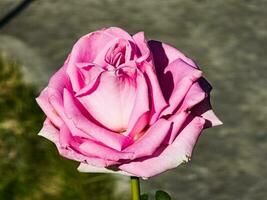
[36,27,221,179]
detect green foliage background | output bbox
[0,55,119,200]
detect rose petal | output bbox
[36,61,69,127]
[148,40,197,70]
[47,87,94,141]
[77,163,135,176]
[185,78,222,128]
[102,27,134,41]
[77,70,136,132]
[59,124,120,167]
[165,111,189,144]
[48,58,69,91]
[132,32,151,63]
[160,59,202,116]
[79,140,134,161]
[123,118,172,159]
[38,118,60,143]
[176,81,207,113]
[75,64,104,97]
[125,73,150,140]
[36,88,63,128]
[39,120,118,167]
[119,116,205,179]
[67,31,115,91]
[93,38,134,67]
[191,97,222,128]
[143,63,168,124]
[59,123,74,148]
[63,88,129,151]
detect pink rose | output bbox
[36,27,221,179]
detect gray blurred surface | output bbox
[1,0,267,199]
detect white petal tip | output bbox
[78,163,135,176]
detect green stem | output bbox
[130,176,141,200]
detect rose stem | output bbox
[130,176,141,200]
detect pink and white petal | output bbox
[39,120,117,167]
[78,163,135,176]
[125,112,149,145]
[165,111,189,144]
[123,118,172,159]
[58,128,123,166]
[63,88,129,151]
[119,116,205,179]
[47,85,94,141]
[143,63,168,124]
[77,71,136,132]
[76,62,104,83]
[48,88,66,118]
[191,97,222,128]
[163,59,201,88]
[79,141,133,161]
[67,31,115,91]
[148,40,197,69]
[38,118,60,143]
[58,147,117,167]
[75,66,104,97]
[160,59,202,117]
[48,60,69,92]
[132,32,151,63]
[103,27,134,41]
[47,87,93,141]
[38,119,87,163]
[176,81,207,113]
[36,88,63,128]
[126,73,150,139]
[202,109,222,128]
[36,60,69,128]
[93,38,122,66]
[58,126,119,167]
[58,123,74,148]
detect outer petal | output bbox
[148,40,197,70]
[160,59,202,116]
[123,118,172,159]
[47,87,94,141]
[164,111,189,144]
[63,88,129,151]
[43,86,127,151]
[36,88,63,128]
[174,81,207,114]
[48,58,69,91]
[36,62,69,127]
[58,120,133,163]
[79,140,134,161]
[38,119,117,167]
[77,163,135,176]
[191,97,222,128]
[119,116,205,179]
[38,118,59,143]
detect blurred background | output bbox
[0,0,266,199]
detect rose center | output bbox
[105,39,130,67]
